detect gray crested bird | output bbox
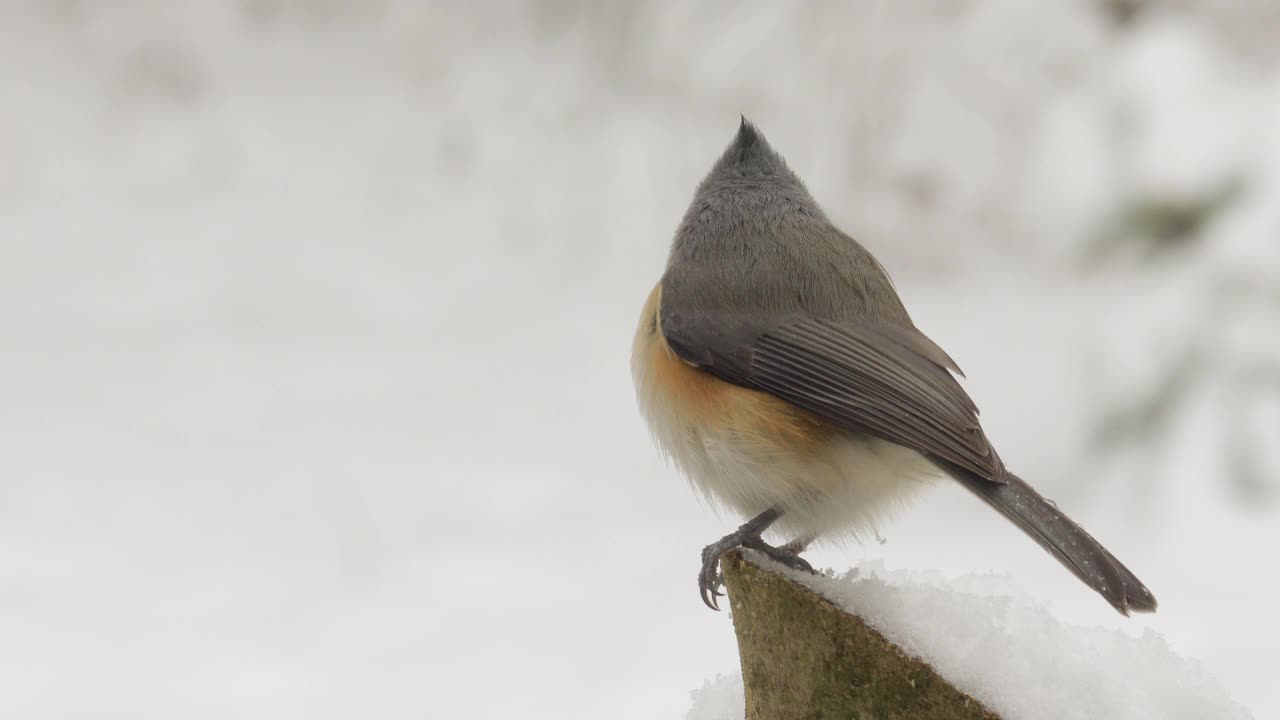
[632,118,1157,615]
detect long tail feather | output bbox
[948,468,1157,615]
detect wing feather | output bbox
[661,312,1004,482]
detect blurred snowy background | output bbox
[1,0,1278,718]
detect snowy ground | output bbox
[0,3,1277,719]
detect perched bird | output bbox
[632,118,1156,615]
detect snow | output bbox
[686,675,745,720]
[686,553,1251,720]
[0,2,1277,719]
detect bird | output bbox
[631,118,1157,616]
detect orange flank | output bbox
[634,284,833,455]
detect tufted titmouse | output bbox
[632,119,1156,615]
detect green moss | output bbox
[722,551,1000,720]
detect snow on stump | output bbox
[722,549,998,720]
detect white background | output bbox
[2,2,1278,718]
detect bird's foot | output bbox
[697,510,810,611]
[699,533,745,611]
[741,537,816,575]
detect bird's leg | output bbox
[739,531,817,576]
[741,533,816,575]
[699,509,780,610]
[698,509,815,610]
[782,533,814,555]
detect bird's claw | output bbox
[697,528,814,611]
[699,544,727,610]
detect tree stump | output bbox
[721,550,1000,720]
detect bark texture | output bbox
[721,550,1000,720]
